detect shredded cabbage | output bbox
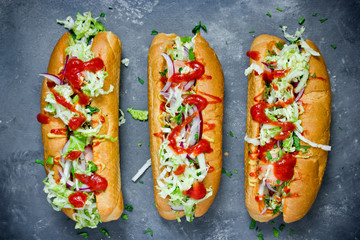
[127,107,148,121]
[244,63,263,76]
[66,38,94,61]
[81,70,113,97]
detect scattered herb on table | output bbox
[144,228,153,237]
[250,219,256,229]
[121,214,128,220]
[299,17,305,25]
[100,13,105,18]
[100,228,109,236]
[320,18,328,23]
[266,12,272,18]
[78,232,88,238]
[192,21,207,34]
[151,30,158,35]
[276,7,282,12]
[249,30,255,33]
[125,204,133,211]
[273,227,280,237]
[331,45,337,49]
[229,131,234,137]
[138,77,144,84]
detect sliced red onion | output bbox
[62,55,69,75]
[183,80,195,91]
[66,179,75,188]
[58,169,63,178]
[161,53,174,78]
[39,73,62,85]
[183,46,189,57]
[260,207,267,215]
[261,62,274,72]
[265,181,278,193]
[295,87,305,102]
[160,80,172,94]
[171,205,184,211]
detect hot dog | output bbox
[148,33,224,221]
[37,12,123,228]
[244,27,331,223]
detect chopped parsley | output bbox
[86,105,100,115]
[339,127,343,130]
[249,30,255,33]
[139,180,144,184]
[250,219,256,229]
[234,169,238,174]
[72,94,79,103]
[229,131,234,137]
[331,45,337,49]
[144,228,153,237]
[35,159,44,165]
[125,204,133,211]
[78,232,88,238]
[320,18,328,23]
[159,69,168,77]
[99,228,109,236]
[121,214,128,220]
[273,227,280,237]
[88,161,98,172]
[266,12,272,18]
[179,67,183,73]
[276,41,284,50]
[312,13,318,16]
[248,148,252,154]
[100,13,105,18]
[312,72,316,78]
[298,17,305,25]
[222,168,233,178]
[138,142,142,146]
[266,151,273,161]
[276,179,281,185]
[138,77,144,84]
[290,229,294,235]
[195,132,199,140]
[192,21,207,34]
[189,48,195,61]
[151,30,158,35]
[46,156,54,165]
[276,7,282,12]
[279,223,285,231]
[257,234,264,240]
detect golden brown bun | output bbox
[40,31,123,223]
[148,33,224,220]
[244,35,331,223]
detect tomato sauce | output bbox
[37,113,50,124]
[173,164,187,175]
[246,51,260,61]
[273,153,297,181]
[75,173,108,192]
[197,90,222,104]
[183,94,208,111]
[169,61,205,83]
[203,122,215,132]
[65,150,82,160]
[68,115,86,131]
[50,128,67,135]
[182,181,207,200]
[68,192,87,208]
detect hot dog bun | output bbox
[244,35,331,223]
[148,33,224,220]
[40,31,123,222]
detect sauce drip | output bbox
[37,113,50,124]
[68,192,87,208]
[273,153,297,181]
[246,51,260,61]
[173,164,186,175]
[169,61,205,83]
[65,151,82,160]
[182,181,207,200]
[183,94,208,112]
[75,173,108,192]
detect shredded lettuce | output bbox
[127,107,148,121]
[67,134,87,152]
[81,70,113,97]
[57,12,105,42]
[259,126,282,145]
[66,38,94,61]
[167,36,195,61]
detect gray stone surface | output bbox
[0,0,359,239]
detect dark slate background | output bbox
[0,0,359,239]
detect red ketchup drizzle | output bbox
[197,90,223,104]
[37,113,50,124]
[203,122,215,132]
[75,173,108,192]
[68,115,86,131]
[65,151,82,160]
[183,181,207,200]
[68,192,87,208]
[273,153,297,181]
[208,165,214,173]
[173,164,186,175]
[263,69,291,83]
[64,57,104,106]
[153,132,164,139]
[50,128,67,135]
[169,61,205,83]
[50,89,77,112]
[187,139,213,156]
[246,51,260,61]
[258,139,277,161]
[250,102,296,140]
[183,94,208,111]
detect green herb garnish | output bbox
[189,48,195,61]
[276,41,284,50]
[290,229,294,235]
[257,234,264,240]
[72,94,79,103]
[151,30,158,35]
[312,13,318,16]
[125,204,133,211]
[249,30,255,33]
[159,69,168,77]
[279,224,285,231]
[139,180,144,184]
[100,13,105,18]
[144,228,153,237]
[179,67,183,73]
[250,219,256,229]
[192,21,207,34]
[222,168,233,178]
[86,105,100,115]
[195,132,199,140]
[99,228,109,236]
[266,12,272,17]
[273,227,280,237]
[35,159,44,165]
[299,17,305,25]
[138,77,144,84]
[138,142,142,146]
[339,127,343,130]
[320,18,328,23]
[234,169,238,174]
[121,214,128,220]
[312,73,316,78]
[276,7,282,12]
[229,131,234,137]
[78,232,88,238]
[88,161,98,172]
[46,156,54,165]
[331,45,337,49]
[266,151,273,161]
